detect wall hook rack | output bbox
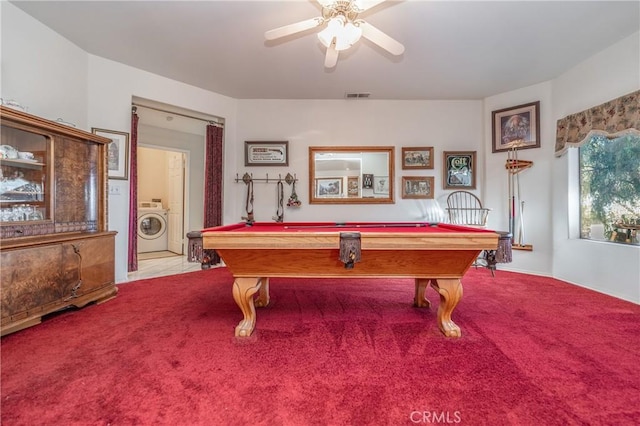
[235,172,297,185]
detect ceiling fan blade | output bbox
[355,0,388,12]
[359,21,405,55]
[324,45,339,68]
[265,17,323,40]
[317,0,335,7]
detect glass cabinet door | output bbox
[0,126,51,224]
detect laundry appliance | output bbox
[137,201,169,253]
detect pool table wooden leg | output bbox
[254,278,270,307]
[430,278,463,338]
[232,277,263,337]
[413,278,432,308]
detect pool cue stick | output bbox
[508,149,515,239]
[519,200,526,246]
[273,179,284,222]
[514,147,523,246]
[241,178,254,223]
[507,149,511,237]
[514,147,521,246]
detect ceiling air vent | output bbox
[345,92,371,99]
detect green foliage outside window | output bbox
[579,133,640,244]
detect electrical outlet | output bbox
[108,185,121,195]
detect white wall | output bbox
[235,100,483,222]
[138,146,169,205]
[484,82,554,276]
[550,32,640,303]
[0,2,88,127]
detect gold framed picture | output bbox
[401,147,434,169]
[402,176,434,199]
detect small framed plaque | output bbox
[244,141,289,166]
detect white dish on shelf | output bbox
[0,99,27,112]
[0,145,19,159]
[55,118,76,128]
[18,151,35,160]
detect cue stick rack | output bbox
[235,172,302,224]
[505,149,534,251]
[234,172,298,185]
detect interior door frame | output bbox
[137,143,190,254]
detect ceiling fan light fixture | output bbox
[318,15,362,51]
[318,19,340,47]
[268,0,404,67]
[339,21,362,49]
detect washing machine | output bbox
[137,201,169,253]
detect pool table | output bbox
[202,221,499,338]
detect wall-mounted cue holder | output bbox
[235,172,302,217]
[234,172,298,185]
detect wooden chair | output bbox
[446,191,490,227]
[446,190,493,271]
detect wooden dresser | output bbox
[1,106,117,336]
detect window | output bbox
[579,133,640,245]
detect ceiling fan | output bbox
[265,0,405,68]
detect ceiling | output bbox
[10,1,640,101]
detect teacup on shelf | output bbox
[18,152,35,160]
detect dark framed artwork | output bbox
[401,147,434,169]
[244,141,289,166]
[402,176,434,199]
[443,151,476,190]
[92,128,129,180]
[362,173,373,189]
[491,101,540,153]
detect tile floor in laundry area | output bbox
[127,252,203,281]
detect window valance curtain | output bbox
[555,90,640,157]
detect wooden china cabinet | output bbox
[0,106,117,336]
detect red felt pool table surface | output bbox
[202,221,499,338]
[205,221,492,233]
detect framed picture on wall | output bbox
[491,101,540,153]
[443,151,476,189]
[92,128,129,180]
[402,176,434,199]
[401,147,434,169]
[347,176,359,197]
[315,177,342,197]
[373,176,390,194]
[362,173,374,189]
[244,141,289,166]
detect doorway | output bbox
[137,146,187,256]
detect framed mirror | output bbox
[309,146,395,204]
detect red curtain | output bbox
[203,124,224,265]
[128,109,139,272]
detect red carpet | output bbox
[2,268,639,425]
